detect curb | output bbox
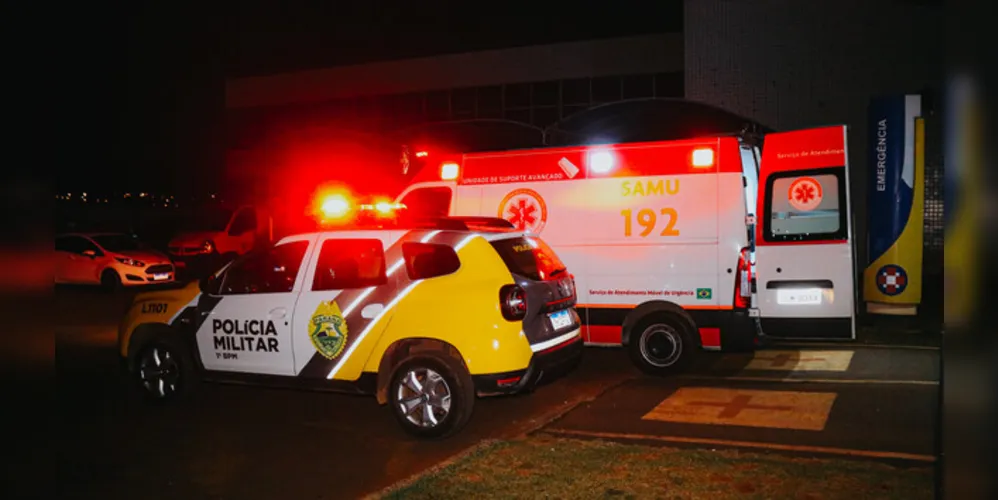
[363,375,637,499]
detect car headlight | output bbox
[200,240,215,254]
[115,257,146,267]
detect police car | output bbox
[118,207,582,438]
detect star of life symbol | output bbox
[876,264,908,296]
[788,177,823,211]
[498,188,548,233]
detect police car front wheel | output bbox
[389,357,474,439]
[628,315,696,375]
[134,339,193,401]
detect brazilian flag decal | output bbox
[696,288,712,300]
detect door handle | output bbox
[269,307,287,319]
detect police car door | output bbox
[754,125,856,339]
[290,231,398,380]
[194,235,317,375]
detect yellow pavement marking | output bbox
[542,428,937,463]
[712,349,855,372]
[642,387,837,431]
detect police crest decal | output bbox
[310,300,349,360]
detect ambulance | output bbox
[394,126,856,374]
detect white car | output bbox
[55,232,176,289]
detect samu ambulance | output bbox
[395,125,856,374]
[118,209,582,439]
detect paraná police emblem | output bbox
[310,300,349,360]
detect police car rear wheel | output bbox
[389,357,474,439]
[629,315,695,376]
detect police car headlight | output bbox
[115,257,146,267]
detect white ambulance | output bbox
[394,126,856,374]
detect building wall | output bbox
[685,0,944,312]
[226,33,683,108]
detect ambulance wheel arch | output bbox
[621,301,700,375]
[380,339,476,439]
[126,323,199,400]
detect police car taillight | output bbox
[734,247,752,309]
[500,284,528,321]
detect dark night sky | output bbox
[59,2,683,197]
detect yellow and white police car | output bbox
[118,211,582,438]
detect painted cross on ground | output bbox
[643,387,838,431]
[710,350,855,372]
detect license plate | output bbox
[152,273,170,281]
[549,309,573,330]
[777,289,822,305]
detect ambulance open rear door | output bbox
[753,125,856,339]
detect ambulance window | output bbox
[764,169,847,242]
[219,241,309,295]
[312,239,387,291]
[490,236,566,281]
[399,187,452,219]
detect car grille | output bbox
[145,264,174,274]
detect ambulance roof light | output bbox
[440,162,459,180]
[589,150,615,174]
[692,148,715,168]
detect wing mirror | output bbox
[199,273,222,295]
[82,250,97,258]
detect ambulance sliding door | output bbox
[754,125,856,339]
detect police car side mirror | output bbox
[199,273,222,295]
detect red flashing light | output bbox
[691,148,715,168]
[415,151,428,158]
[440,162,459,180]
[320,194,351,219]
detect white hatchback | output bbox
[55,233,176,289]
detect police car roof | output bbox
[277,216,533,245]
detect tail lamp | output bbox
[733,247,753,309]
[500,284,528,321]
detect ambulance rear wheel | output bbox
[628,314,696,376]
[388,356,475,440]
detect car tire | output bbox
[388,355,475,439]
[100,269,122,292]
[129,336,196,403]
[627,313,698,376]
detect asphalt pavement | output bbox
[540,345,940,464]
[51,285,941,499]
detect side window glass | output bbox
[765,170,846,242]
[55,237,71,252]
[220,241,309,295]
[402,242,461,280]
[399,187,452,219]
[312,239,387,291]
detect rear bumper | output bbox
[472,329,583,396]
